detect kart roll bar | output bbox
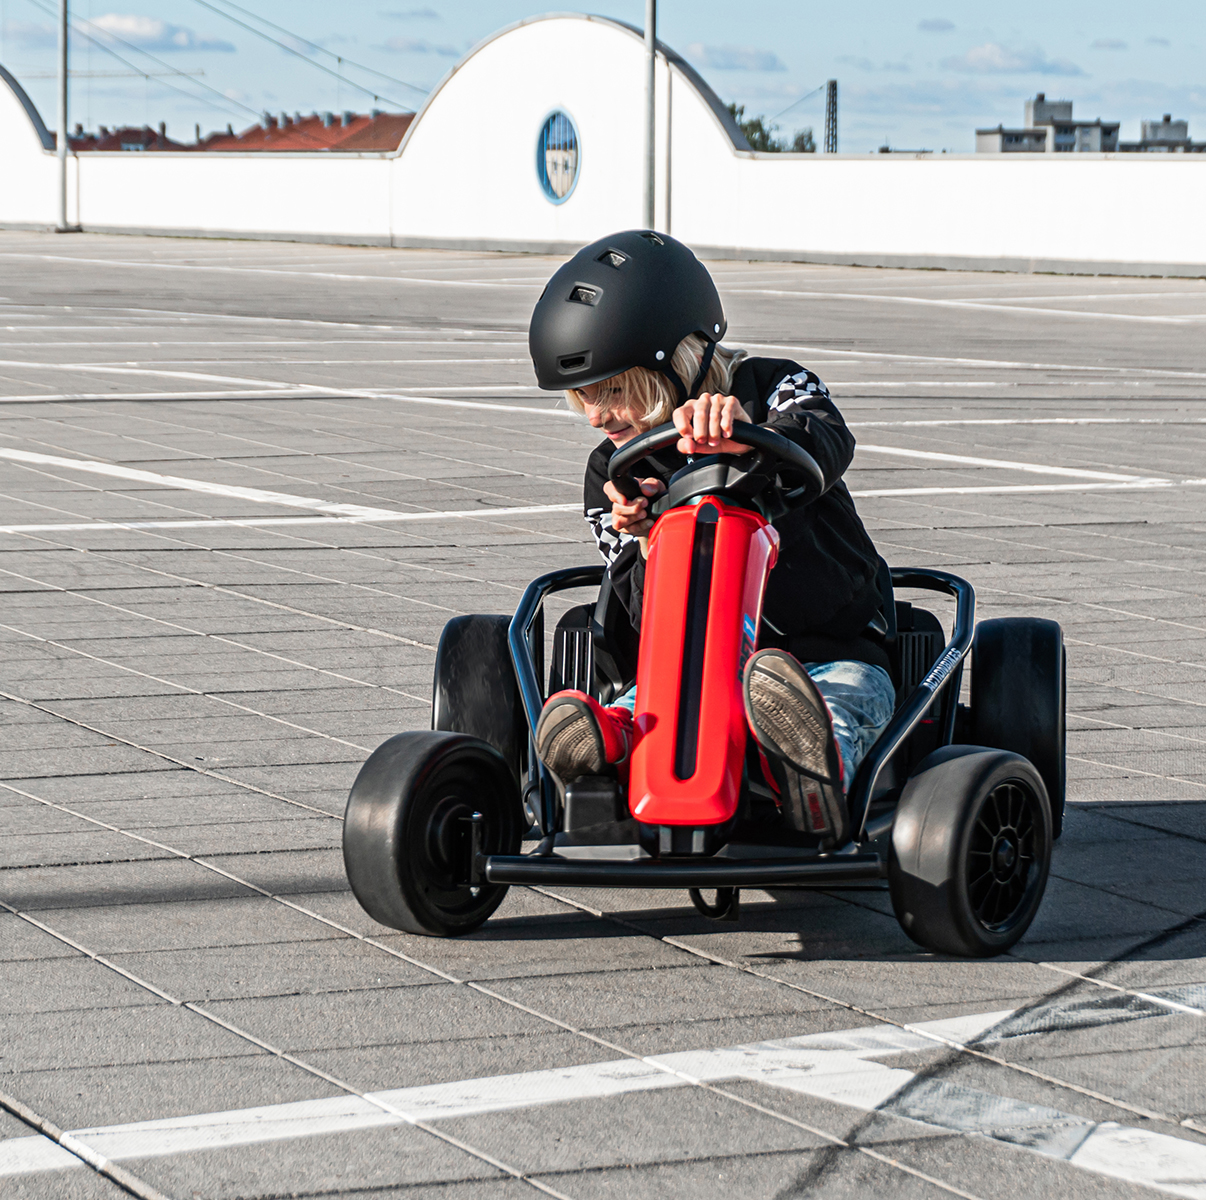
[848,568,976,842]
[509,565,606,835]
[509,565,975,847]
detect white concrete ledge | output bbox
[4,14,1205,276]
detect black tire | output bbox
[343,731,523,936]
[432,615,526,781]
[970,617,1067,838]
[889,746,1052,957]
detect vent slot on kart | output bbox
[675,504,719,780]
[892,599,950,771]
[550,615,596,697]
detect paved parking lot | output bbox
[0,230,1204,1200]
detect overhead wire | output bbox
[771,84,825,123]
[23,0,332,145]
[192,0,428,98]
[190,0,418,110]
[23,0,263,124]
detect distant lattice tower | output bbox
[824,79,837,153]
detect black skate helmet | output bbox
[528,230,726,402]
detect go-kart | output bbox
[343,422,1065,957]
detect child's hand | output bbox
[603,477,665,542]
[673,393,754,456]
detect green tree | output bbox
[726,103,816,153]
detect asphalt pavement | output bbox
[0,231,1204,1200]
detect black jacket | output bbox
[583,356,888,671]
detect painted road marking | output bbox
[0,253,544,288]
[0,447,407,520]
[0,439,1196,537]
[727,288,1206,325]
[4,485,1206,535]
[3,989,1205,1192]
[0,504,583,534]
[855,444,1154,481]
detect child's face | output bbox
[579,380,645,447]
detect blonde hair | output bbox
[565,333,746,430]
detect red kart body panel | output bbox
[628,498,779,826]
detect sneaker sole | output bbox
[745,658,836,782]
[535,695,607,780]
[744,651,849,842]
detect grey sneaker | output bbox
[743,649,850,844]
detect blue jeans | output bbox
[610,659,896,791]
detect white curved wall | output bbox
[2,14,1205,273]
[394,17,647,242]
[0,66,63,226]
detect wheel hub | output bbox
[426,795,473,876]
[992,833,1018,879]
[966,780,1044,933]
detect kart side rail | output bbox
[847,569,975,842]
[507,564,975,848]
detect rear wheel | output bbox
[889,746,1052,957]
[970,617,1066,837]
[343,731,523,936]
[433,615,526,781]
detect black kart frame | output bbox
[475,564,975,890]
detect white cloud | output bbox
[838,55,909,73]
[1091,39,1127,51]
[379,36,457,55]
[684,43,787,72]
[919,18,955,33]
[1,20,57,49]
[92,13,235,52]
[942,42,1083,76]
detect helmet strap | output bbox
[688,339,718,400]
[655,337,718,408]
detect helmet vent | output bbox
[598,249,627,269]
[639,232,665,245]
[568,285,599,306]
[558,352,590,373]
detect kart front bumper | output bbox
[478,852,886,889]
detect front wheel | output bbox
[889,746,1052,957]
[343,731,523,937]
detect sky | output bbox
[1,0,1202,152]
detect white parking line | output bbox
[4,991,1204,1195]
[855,444,1153,482]
[0,253,542,288]
[0,390,313,403]
[0,447,405,519]
[852,418,1206,428]
[0,505,582,534]
[0,443,1199,536]
[742,341,1206,381]
[728,288,1206,325]
[853,479,1206,498]
[0,358,312,392]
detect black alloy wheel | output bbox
[343,731,523,937]
[966,780,1042,933]
[889,746,1052,957]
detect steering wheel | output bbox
[607,420,826,502]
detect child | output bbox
[526,230,895,845]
